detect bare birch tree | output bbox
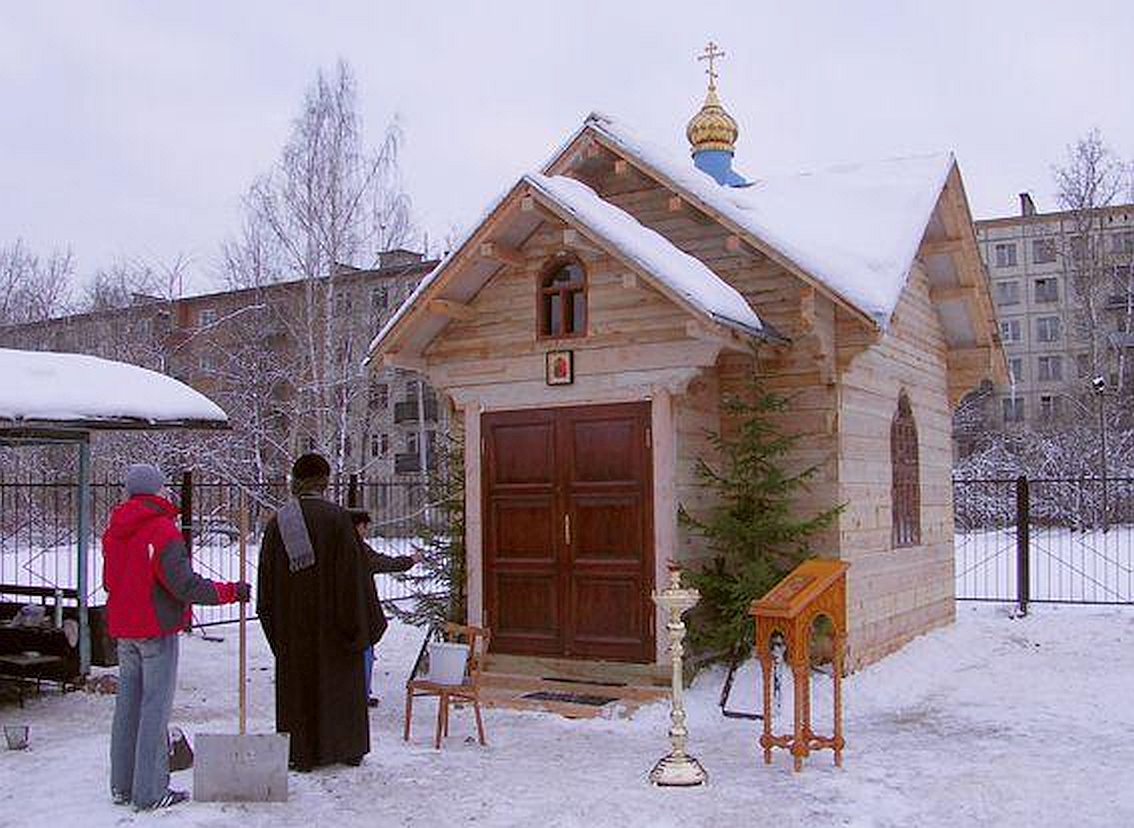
[220,60,415,472]
[1053,130,1132,392]
[0,239,74,324]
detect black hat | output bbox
[291,453,331,481]
[348,508,371,526]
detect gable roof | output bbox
[368,170,777,364]
[524,173,765,337]
[549,113,956,330]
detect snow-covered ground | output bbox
[1,601,1131,827]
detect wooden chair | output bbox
[404,623,491,749]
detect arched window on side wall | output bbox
[891,391,921,547]
[538,256,587,338]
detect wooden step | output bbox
[483,653,670,687]
[477,669,670,720]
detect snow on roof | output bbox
[0,348,228,429]
[583,113,955,328]
[524,173,765,337]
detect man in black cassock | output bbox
[257,453,380,771]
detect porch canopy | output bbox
[0,347,229,672]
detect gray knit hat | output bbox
[125,463,165,496]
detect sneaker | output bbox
[111,789,130,806]
[137,790,189,811]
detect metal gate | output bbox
[954,475,1134,609]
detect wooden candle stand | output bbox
[750,559,849,772]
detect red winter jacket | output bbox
[101,494,239,639]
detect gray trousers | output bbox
[110,634,179,808]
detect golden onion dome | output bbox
[686,83,738,154]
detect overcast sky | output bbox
[4,2,1133,295]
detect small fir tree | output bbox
[390,432,466,630]
[679,381,841,665]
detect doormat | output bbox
[521,690,619,707]
[541,676,628,688]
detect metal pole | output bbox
[180,470,194,556]
[1015,475,1029,616]
[77,438,91,674]
[1099,394,1109,533]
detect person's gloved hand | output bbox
[235,581,252,603]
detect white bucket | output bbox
[4,725,29,750]
[427,641,469,685]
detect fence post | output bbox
[1015,475,1029,616]
[180,470,193,555]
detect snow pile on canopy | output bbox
[525,173,765,336]
[0,348,228,427]
[585,113,954,328]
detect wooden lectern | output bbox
[750,558,849,772]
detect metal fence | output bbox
[0,474,431,628]
[954,475,1134,610]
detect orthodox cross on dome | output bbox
[698,41,726,90]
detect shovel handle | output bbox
[238,491,248,736]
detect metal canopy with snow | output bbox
[0,348,229,673]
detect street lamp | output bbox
[1092,376,1109,532]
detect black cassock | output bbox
[257,496,379,769]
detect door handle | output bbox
[564,514,571,546]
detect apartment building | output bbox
[0,250,441,481]
[974,194,1134,431]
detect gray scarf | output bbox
[277,497,316,572]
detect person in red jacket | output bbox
[101,463,250,811]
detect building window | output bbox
[999,319,1022,344]
[1039,395,1060,422]
[994,243,1017,268]
[407,432,419,455]
[1003,397,1025,423]
[371,286,389,313]
[994,280,1020,305]
[1037,355,1063,382]
[1111,232,1134,256]
[1033,238,1057,264]
[370,433,388,457]
[1009,357,1023,383]
[369,382,389,410]
[1036,316,1061,343]
[890,392,920,548]
[198,308,217,328]
[1076,353,1091,378]
[538,257,587,338]
[1034,278,1059,303]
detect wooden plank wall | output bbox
[835,262,955,668]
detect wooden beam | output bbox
[563,228,602,255]
[929,284,975,303]
[379,350,427,372]
[920,238,963,257]
[478,241,525,267]
[427,298,475,321]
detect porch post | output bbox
[651,388,675,664]
[464,403,484,627]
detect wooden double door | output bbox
[483,402,655,662]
